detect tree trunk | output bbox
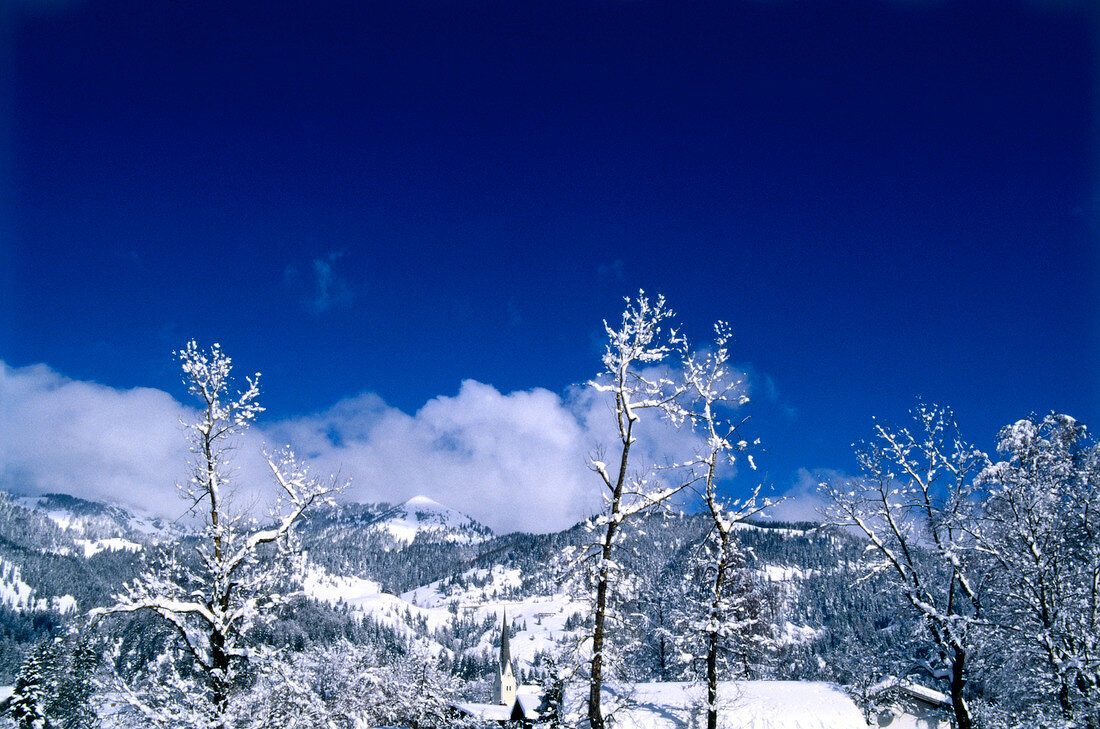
[706,535,728,729]
[210,626,229,726]
[706,628,718,729]
[949,647,972,729]
[1075,672,1099,729]
[658,632,667,681]
[589,521,618,729]
[588,406,631,729]
[589,570,608,729]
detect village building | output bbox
[868,677,953,729]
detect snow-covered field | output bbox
[566,681,869,729]
[760,564,816,582]
[75,537,142,558]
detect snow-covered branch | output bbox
[90,342,344,728]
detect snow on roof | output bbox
[453,702,515,722]
[515,691,543,720]
[869,677,951,708]
[453,700,541,722]
[454,686,545,723]
[900,683,950,707]
[566,681,868,729]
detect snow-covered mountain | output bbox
[0,486,881,693]
[370,495,493,545]
[15,493,182,545]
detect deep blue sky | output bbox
[2,0,1096,500]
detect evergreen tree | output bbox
[50,635,100,729]
[11,639,57,729]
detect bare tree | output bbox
[679,323,774,729]
[819,403,985,729]
[582,292,692,729]
[91,342,340,729]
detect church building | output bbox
[452,611,544,726]
[492,610,518,705]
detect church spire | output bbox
[500,609,511,671]
[493,609,517,706]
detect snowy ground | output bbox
[75,537,142,558]
[565,681,869,729]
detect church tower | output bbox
[492,610,517,706]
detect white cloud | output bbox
[0,359,721,534]
[0,361,194,518]
[762,467,843,524]
[266,382,603,533]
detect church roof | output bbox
[453,687,544,723]
[514,690,543,720]
[453,702,514,722]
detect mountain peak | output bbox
[404,495,446,510]
[373,496,492,545]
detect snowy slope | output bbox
[402,563,589,668]
[301,563,455,654]
[302,555,587,670]
[0,558,77,614]
[300,505,832,672]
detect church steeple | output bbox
[500,608,512,671]
[493,610,517,706]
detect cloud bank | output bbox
[0,359,718,533]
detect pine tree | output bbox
[50,635,100,729]
[11,639,58,729]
